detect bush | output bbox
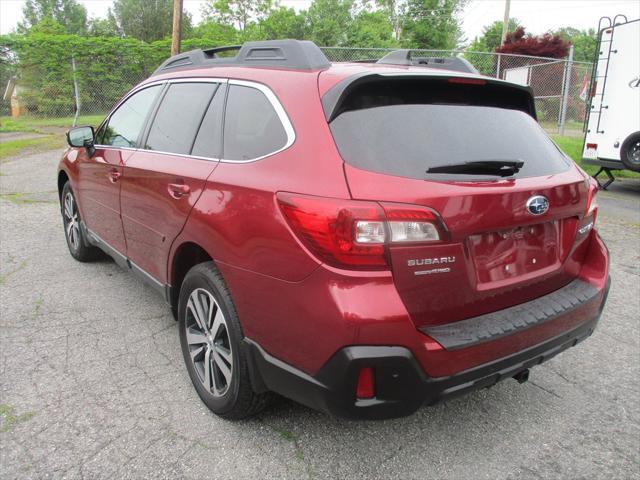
[0,33,236,117]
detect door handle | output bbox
[168,183,190,199]
[109,169,121,183]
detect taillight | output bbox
[579,180,599,236]
[277,193,445,270]
[382,204,445,243]
[586,179,599,216]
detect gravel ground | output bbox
[1,149,639,480]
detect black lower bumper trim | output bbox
[243,278,609,420]
[421,278,600,350]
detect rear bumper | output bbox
[244,276,610,420]
[582,157,624,170]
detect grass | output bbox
[551,135,640,179]
[0,115,104,160]
[0,404,36,432]
[0,136,66,161]
[0,115,104,133]
[0,260,27,286]
[540,120,584,133]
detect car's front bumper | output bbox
[244,276,610,420]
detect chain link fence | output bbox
[2,45,592,136]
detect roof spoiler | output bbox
[321,73,536,122]
[152,40,331,76]
[376,50,479,74]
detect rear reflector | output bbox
[356,367,375,399]
[586,143,598,149]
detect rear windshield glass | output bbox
[330,103,571,180]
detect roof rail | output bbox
[376,50,479,74]
[152,39,331,76]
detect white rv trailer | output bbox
[583,16,640,188]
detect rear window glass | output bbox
[330,104,570,180]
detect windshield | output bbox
[330,104,571,180]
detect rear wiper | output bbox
[426,160,524,177]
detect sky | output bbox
[1,0,639,41]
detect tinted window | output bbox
[330,105,571,180]
[100,85,161,148]
[223,85,288,160]
[191,84,225,158]
[145,83,218,155]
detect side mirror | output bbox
[67,126,95,154]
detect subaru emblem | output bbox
[526,195,549,215]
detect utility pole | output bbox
[500,0,511,45]
[171,0,183,56]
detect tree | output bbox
[258,7,307,40]
[87,16,120,37]
[306,0,353,47]
[20,0,87,35]
[190,21,239,44]
[376,0,407,41]
[202,0,273,32]
[401,0,468,49]
[555,27,597,62]
[467,18,520,52]
[496,27,570,58]
[347,10,399,47]
[110,0,193,43]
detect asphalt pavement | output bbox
[1,149,638,479]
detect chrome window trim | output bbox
[94,78,226,152]
[220,79,296,164]
[94,77,295,164]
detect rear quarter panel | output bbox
[168,69,351,283]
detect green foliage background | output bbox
[0,33,234,116]
[0,0,597,118]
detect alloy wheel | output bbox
[185,288,233,397]
[63,192,80,251]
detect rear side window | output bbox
[329,79,570,180]
[99,85,161,148]
[145,83,218,155]
[223,85,287,160]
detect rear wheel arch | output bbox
[169,241,215,318]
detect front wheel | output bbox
[178,262,271,419]
[60,182,100,262]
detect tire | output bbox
[178,262,271,419]
[620,133,640,172]
[60,181,100,262]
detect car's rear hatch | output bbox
[324,73,591,328]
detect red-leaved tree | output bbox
[496,27,570,58]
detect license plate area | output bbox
[468,221,559,285]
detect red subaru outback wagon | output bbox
[59,40,610,420]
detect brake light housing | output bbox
[276,193,447,270]
[579,179,599,236]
